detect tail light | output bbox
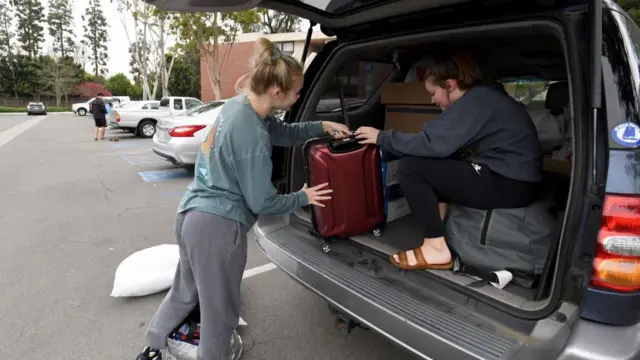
[168,125,206,137]
[592,195,640,292]
[115,112,120,122]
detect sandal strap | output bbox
[399,250,408,267]
[412,247,428,267]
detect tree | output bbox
[167,54,199,98]
[0,0,17,98]
[169,11,260,100]
[251,9,301,33]
[47,0,75,59]
[105,73,136,96]
[81,0,109,77]
[617,0,640,24]
[76,81,112,98]
[13,0,45,57]
[40,55,81,106]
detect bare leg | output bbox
[94,127,98,140]
[438,203,448,220]
[100,127,106,139]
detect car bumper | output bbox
[254,216,640,360]
[151,134,199,165]
[28,108,46,114]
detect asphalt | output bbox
[0,114,409,360]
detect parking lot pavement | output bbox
[0,113,409,360]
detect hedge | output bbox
[0,106,72,113]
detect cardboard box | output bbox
[385,105,441,133]
[381,81,432,105]
[543,156,572,176]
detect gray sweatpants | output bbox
[145,210,248,360]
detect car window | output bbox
[317,60,393,113]
[187,101,225,116]
[185,99,202,110]
[499,79,557,108]
[149,102,160,110]
[159,98,170,107]
[141,104,149,110]
[174,99,184,110]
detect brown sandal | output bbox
[390,247,454,270]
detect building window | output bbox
[274,41,295,55]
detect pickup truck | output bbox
[107,96,203,138]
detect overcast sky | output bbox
[40,0,143,80]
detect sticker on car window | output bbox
[612,122,640,147]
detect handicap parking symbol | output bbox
[612,122,640,148]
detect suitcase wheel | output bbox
[321,241,331,253]
[372,228,382,237]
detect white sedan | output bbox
[151,101,226,165]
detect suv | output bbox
[144,0,639,359]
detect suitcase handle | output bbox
[328,136,363,154]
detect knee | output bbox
[397,156,421,184]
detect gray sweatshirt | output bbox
[377,85,542,182]
[179,94,325,228]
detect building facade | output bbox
[200,31,333,102]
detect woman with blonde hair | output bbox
[136,38,351,360]
[355,53,542,271]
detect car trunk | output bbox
[278,8,588,316]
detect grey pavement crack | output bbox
[98,174,113,205]
[242,333,297,354]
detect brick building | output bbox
[201,31,334,102]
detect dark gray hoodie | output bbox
[377,85,542,182]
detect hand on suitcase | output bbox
[321,121,352,139]
[301,182,333,207]
[354,126,380,145]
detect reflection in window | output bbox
[274,41,295,55]
[317,60,393,113]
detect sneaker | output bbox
[136,347,162,360]
[229,330,243,360]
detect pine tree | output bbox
[12,0,45,57]
[47,0,74,59]
[0,0,13,56]
[81,0,108,77]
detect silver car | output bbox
[152,101,227,165]
[27,102,47,115]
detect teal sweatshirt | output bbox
[178,94,325,228]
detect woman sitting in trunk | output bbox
[355,54,542,270]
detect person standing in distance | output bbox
[136,37,351,360]
[90,93,108,141]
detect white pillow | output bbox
[111,244,180,297]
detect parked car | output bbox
[26,102,46,115]
[72,97,121,116]
[108,96,203,138]
[145,0,640,359]
[152,100,227,165]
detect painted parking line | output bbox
[138,168,191,182]
[0,115,48,148]
[110,142,140,149]
[119,153,161,166]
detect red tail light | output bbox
[168,125,206,137]
[115,112,120,122]
[592,195,640,292]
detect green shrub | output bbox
[0,106,72,113]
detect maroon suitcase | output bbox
[303,136,385,244]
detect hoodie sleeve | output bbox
[267,115,325,147]
[377,104,488,158]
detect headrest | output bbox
[545,81,569,116]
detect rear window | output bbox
[499,79,557,108]
[296,0,388,14]
[317,60,393,113]
[159,98,170,107]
